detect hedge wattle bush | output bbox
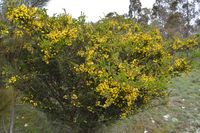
[0,5,194,131]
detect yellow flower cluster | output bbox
[172,38,198,51]
[69,92,81,107]
[74,20,176,117]
[141,74,155,83]
[167,58,191,74]
[127,33,164,56]
[6,5,79,65]
[87,106,94,113]
[109,20,117,26]
[63,95,68,99]
[30,100,38,107]
[118,60,141,80]
[0,29,9,36]
[175,58,185,67]
[23,43,34,54]
[47,28,77,45]
[174,58,190,71]
[8,75,18,84]
[7,5,37,23]
[43,50,51,64]
[32,21,43,30]
[96,79,120,108]
[122,85,139,107]
[14,30,24,38]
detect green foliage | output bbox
[0,5,197,131]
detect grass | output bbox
[0,104,54,133]
[14,105,53,133]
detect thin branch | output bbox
[9,90,16,133]
[2,116,8,133]
[31,0,48,7]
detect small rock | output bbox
[163,114,170,121]
[182,106,185,109]
[144,129,148,133]
[172,117,178,122]
[151,117,155,124]
[24,123,28,127]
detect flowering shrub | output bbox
[1,5,197,131]
[172,37,198,51]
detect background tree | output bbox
[128,0,142,20]
[195,19,200,33]
[164,12,185,38]
[137,8,151,25]
[179,0,196,37]
[151,0,200,38]
[152,0,168,27]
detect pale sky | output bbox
[46,0,155,22]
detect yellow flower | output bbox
[71,94,78,100]
[33,102,38,107]
[8,76,18,84]
[63,95,68,99]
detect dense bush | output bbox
[0,5,196,131]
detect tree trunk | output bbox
[186,0,190,37]
[9,91,15,133]
[2,116,8,133]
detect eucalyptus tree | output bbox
[152,0,171,37]
[177,0,196,37]
[138,8,151,25]
[128,0,142,20]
